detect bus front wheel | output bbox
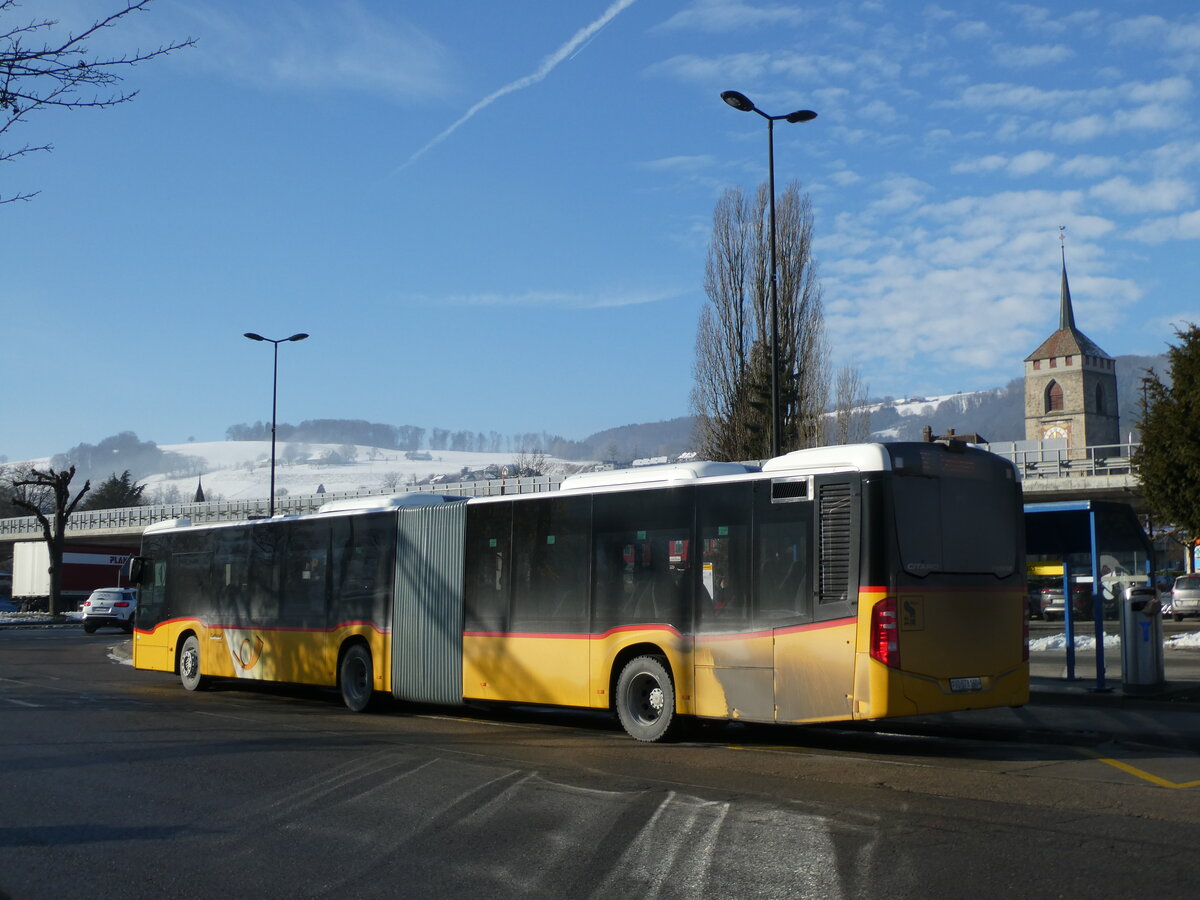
[339,644,374,713]
[615,655,676,742]
[179,635,208,692]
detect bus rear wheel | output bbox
[179,635,208,692]
[339,644,374,713]
[616,655,676,742]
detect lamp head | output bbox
[720,90,756,113]
[244,332,266,342]
[286,333,310,342]
[785,109,818,123]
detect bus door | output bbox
[694,482,774,722]
[770,477,859,723]
[132,541,171,668]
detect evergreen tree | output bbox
[1135,325,1200,559]
[80,470,146,510]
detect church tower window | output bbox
[1045,380,1063,412]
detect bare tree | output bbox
[1,0,193,203]
[691,181,828,461]
[831,365,871,445]
[8,465,90,614]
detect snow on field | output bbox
[143,441,589,502]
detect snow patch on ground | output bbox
[1028,630,1200,651]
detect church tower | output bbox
[1024,237,1119,448]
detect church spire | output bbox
[1059,226,1076,331]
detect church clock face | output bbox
[1042,424,1069,440]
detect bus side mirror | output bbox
[128,557,146,584]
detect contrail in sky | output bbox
[397,0,638,172]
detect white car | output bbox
[81,588,137,634]
[1170,575,1200,622]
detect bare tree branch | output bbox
[8,464,90,614]
[1,0,194,203]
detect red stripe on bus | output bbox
[464,624,685,641]
[134,618,390,636]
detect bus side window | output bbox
[591,487,693,632]
[464,501,512,633]
[332,514,394,627]
[754,481,813,626]
[280,521,329,629]
[696,482,752,633]
[214,530,250,625]
[510,495,589,634]
[137,541,168,629]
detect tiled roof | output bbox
[1025,327,1111,361]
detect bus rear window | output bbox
[891,471,1017,578]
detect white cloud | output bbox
[1128,210,1200,243]
[993,43,1074,68]
[649,52,770,83]
[952,20,994,40]
[952,155,1008,174]
[866,176,932,215]
[955,82,1088,112]
[177,2,456,99]
[1122,103,1178,132]
[1144,141,1200,177]
[1090,177,1193,214]
[1059,155,1121,178]
[657,0,809,32]
[1124,76,1193,104]
[950,152,1054,177]
[859,99,899,123]
[1050,114,1109,142]
[1008,150,1056,176]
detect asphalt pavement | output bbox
[9,617,1200,753]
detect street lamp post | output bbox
[243,331,309,516]
[720,90,816,459]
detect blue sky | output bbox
[3,0,1199,462]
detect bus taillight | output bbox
[870,597,901,669]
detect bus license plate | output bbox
[950,677,982,692]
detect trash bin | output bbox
[1119,585,1164,692]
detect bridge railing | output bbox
[0,474,565,539]
[991,442,1139,481]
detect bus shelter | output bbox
[1024,500,1154,689]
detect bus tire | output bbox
[615,655,676,742]
[179,635,208,692]
[339,644,374,713]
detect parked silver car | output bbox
[1170,574,1200,622]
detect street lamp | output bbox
[721,90,817,459]
[243,331,309,516]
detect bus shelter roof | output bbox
[1023,500,1152,558]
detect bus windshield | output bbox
[888,447,1018,578]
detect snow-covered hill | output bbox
[133,442,589,503]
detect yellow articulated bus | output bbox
[130,441,1028,741]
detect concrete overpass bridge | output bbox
[0,443,1145,549]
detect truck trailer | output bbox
[12,541,139,610]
